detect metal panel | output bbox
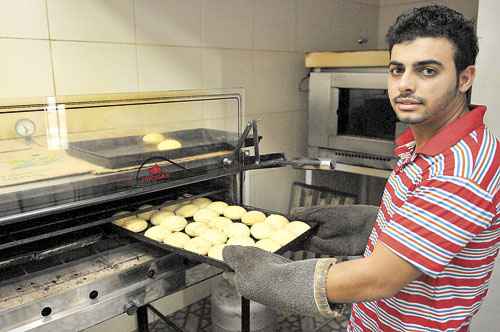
[330,72,388,89]
[308,73,335,147]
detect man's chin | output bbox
[396,114,427,125]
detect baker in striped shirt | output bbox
[223,5,499,332]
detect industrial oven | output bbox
[0,89,325,332]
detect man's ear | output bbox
[458,65,476,94]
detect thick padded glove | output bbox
[223,245,338,318]
[292,204,379,256]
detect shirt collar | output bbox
[394,105,487,158]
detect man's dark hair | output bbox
[386,5,478,74]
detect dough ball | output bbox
[184,222,210,237]
[265,214,289,230]
[208,244,226,261]
[175,204,199,218]
[144,226,171,242]
[226,236,255,246]
[161,203,180,212]
[150,211,175,226]
[137,205,159,221]
[112,211,135,226]
[241,210,266,225]
[192,197,212,208]
[287,221,311,236]
[143,133,165,145]
[158,215,188,232]
[270,229,296,246]
[183,237,211,256]
[122,218,149,233]
[224,222,250,238]
[157,139,182,151]
[164,232,190,248]
[250,222,274,240]
[223,205,247,220]
[206,201,228,215]
[255,239,281,252]
[200,229,227,245]
[207,216,233,231]
[193,208,219,223]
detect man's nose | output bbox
[398,72,416,93]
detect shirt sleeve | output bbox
[380,175,496,278]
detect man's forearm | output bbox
[326,243,422,303]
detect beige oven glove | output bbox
[222,245,339,318]
[292,205,379,256]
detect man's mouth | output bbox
[395,98,423,111]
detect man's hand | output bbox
[292,205,379,256]
[223,245,338,318]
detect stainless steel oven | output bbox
[308,67,407,170]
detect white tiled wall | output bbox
[0,1,380,330]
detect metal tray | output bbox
[67,128,238,169]
[112,205,318,272]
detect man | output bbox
[223,5,499,331]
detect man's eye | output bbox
[421,68,437,76]
[389,67,403,75]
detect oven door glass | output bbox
[337,88,396,140]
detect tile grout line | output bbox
[132,0,140,92]
[44,0,58,96]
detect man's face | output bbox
[388,37,461,125]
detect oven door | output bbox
[308,71,397,157]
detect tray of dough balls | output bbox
[67,128,237,169]
[111,197,316,271]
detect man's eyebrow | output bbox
[388,60,444,67]
[389,61,403,67]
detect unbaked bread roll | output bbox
[206,201,228,215]
[175,204,199,218]
[208,244,226,261]
[250,222,274,240]
[193,208,219,223]
[183,237,211,256]
[265,214,289,229]
[164,232,190,248]
[224,222,250,238]
[287,221,311,236]
[184,221,210,237]
[161,203,180,212]
[241,210,266,225]
[158,215,187,232]
[122,218,149,233]
[112,211,135,226]
[255,239,281,252]
[143,133,165,145]
[270,229,296,246]
[157,139,182,151]
[144,225,171,242]
[200,229,227,245]
[150,211,175,226]
[192,197,212,208]
[137,205,158,221]
[223,205,247,220]
[207,216,233,231]
[226,236,255,246]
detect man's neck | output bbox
[411,98,469,150]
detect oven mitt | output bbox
[223,245,339,318]
[292,205,379,256]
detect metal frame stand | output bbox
[136,304,184,332]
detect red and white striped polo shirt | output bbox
[349,105,500,332]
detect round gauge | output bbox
[15,118,36,138]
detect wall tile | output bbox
[0,39,53,99]
[202,0,253,49]
[138,45,202,91]
[296,0,336,51]
[254,0,295,51]
[47,0,134,42]
[0,0,48,39]
[135,0,202,46]
[51,41,137,95]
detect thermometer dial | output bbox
[15,118,36,138]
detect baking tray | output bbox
[112,205,318,272]
[67,128,239,169]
